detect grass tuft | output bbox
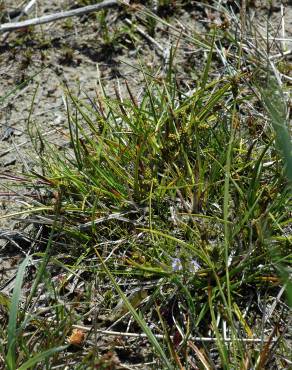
[1,3,291,368]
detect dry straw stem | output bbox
[2,0,37,41]
[124,18,164,54]
[0,0,126,33]
[72,325,278,343]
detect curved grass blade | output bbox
[18,346,68,370]
[6,256,31,370]
[95,248,173,369]
[259,73,292,182]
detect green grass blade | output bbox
[95,248,173,369]
[260,73,292,182]
[18,346,68,370]
[6,256,31,370]
[0,67,46,104]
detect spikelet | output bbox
[67,328,85,346]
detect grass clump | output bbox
[1,4,291,369]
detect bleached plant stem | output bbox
[281,4,286,51]
[23,0,37,15]
[124,18,164,54]
[0,0,121,33]
[72,325,278,343]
